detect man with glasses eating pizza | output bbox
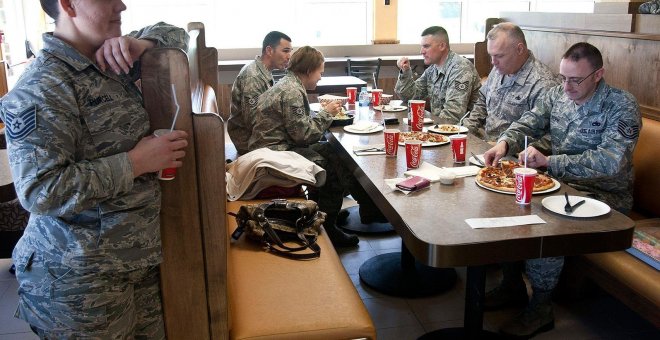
[483,42,641,338]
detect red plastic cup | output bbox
[409,100,425,132]
[371,89,383,107]
[346,87,357,104]
[449,134,467,163]
[514,168,537,205]
[154,129,177,181]
[405,140,423,169]
[383,128,400,157]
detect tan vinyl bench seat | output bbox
[225,200,376,340]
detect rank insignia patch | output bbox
[294,107,306,116]
[454,80,469,91]
[617,120,639,140]
[5,105,37,141]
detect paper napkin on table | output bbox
[348,121,381,132]
[353,144,386,156]
[403,162,480,182]
[465,215,546,229]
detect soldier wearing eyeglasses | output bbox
[483,42,641,338]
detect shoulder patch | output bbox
[617,120,640,140]
[5,105,37,141]
[454,80,469,91]
[247,97,258,108]
[293,107,306,116]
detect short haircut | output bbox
[287,46,324,75]
[562,42,603,70]
[487,22,527,47]
[40,0,59,20]
[421,26,449,45]
[262,31,291,54]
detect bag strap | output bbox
[258,216,321,260]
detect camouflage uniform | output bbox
[249,72,379,228]
[498,80,641,290]
[0,23,188,339]
[228,56,272,155]
[463,52,560,151]
[395,51,481,123]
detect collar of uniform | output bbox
[435,50,456,79]
[578,80,609,113]
[42,33,96,72]
[255,56,273,84]
[510,52,536,86]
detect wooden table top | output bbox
[326,109,635,267]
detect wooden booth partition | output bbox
[141,48,212,339]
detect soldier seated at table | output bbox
[248,46,387,247]
[395,26,480,124]
[483,42,641,338]
[227,31,293,156]
[462,22,560,152]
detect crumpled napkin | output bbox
[403,162,480,182]
[353,144,386,156]
[384,178,431,195]
[465,215,546,229]
[347,121,382,132]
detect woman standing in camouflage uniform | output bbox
[249,46,386,247]
[0,0,188,338]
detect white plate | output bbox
[374,105,407,112]
[469,155,486,167]
[403,117,434,125]
[542,195,611,218]
[343,124,385,134]
[309,103,321,112]
[475,178,561,195]
[428,124,469,134]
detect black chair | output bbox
[271,69,287,84]
[347,58,382,89]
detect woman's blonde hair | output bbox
[287,46,324,75]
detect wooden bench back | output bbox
[632,115,660,218]
[141,22,228,340]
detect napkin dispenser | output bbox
[384,117,399,125]
[396,176,431,192]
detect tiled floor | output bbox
[335,232,659,340]
[1,232,658,340]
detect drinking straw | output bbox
[524,135,528,168]
[169,84,180,132]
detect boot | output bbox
[500,290,555,339]
[337,209,350,227]
[325,224,359,247]
[484,263,528,310]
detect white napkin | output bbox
[465,215,546,229]
[384,178,430,195]
[353,144,386,156]
[445,166,480,177]
[348,121,381,132]
[403,162,480,182]
[319,94,348,100]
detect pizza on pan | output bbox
[399,131,449,143]
[475,160,555,192]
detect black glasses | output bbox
[560,68,600,86]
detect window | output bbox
[123,0,372,49]
[397,0,594,44]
